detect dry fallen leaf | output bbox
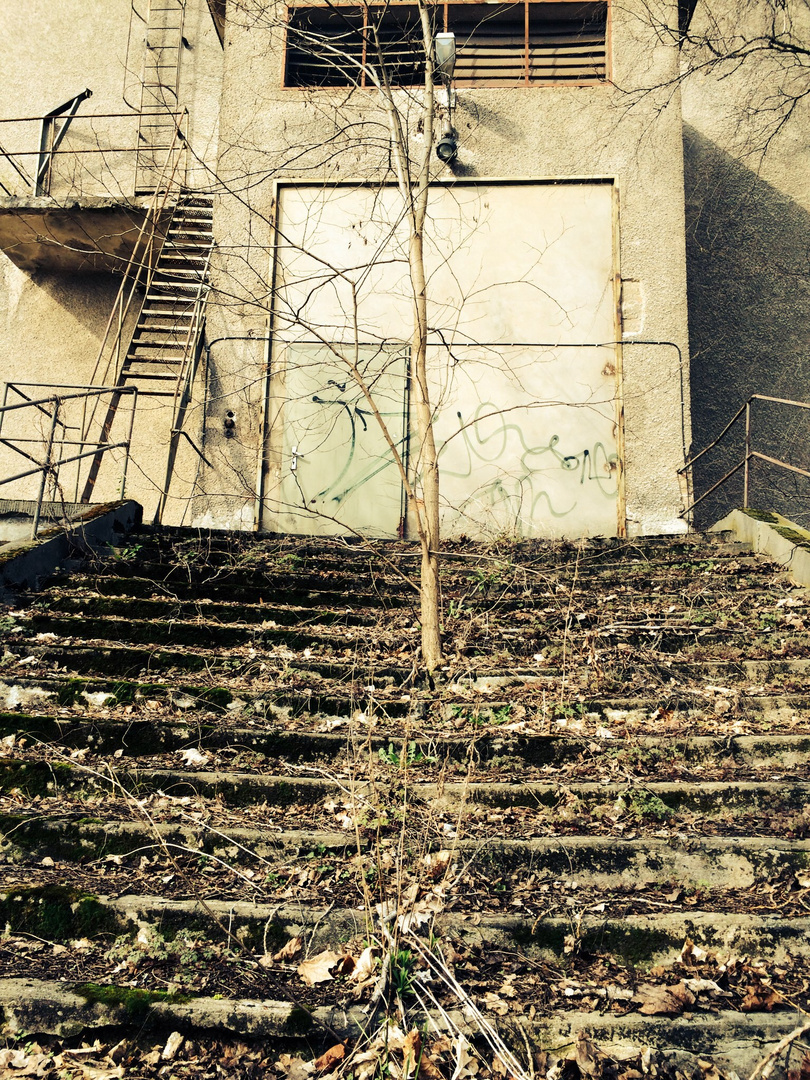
[482,992,509,1016]
[297,949,341,987]
[741,982,782,1011]
[277,1053,316,1080]
[574,1032,604,1077]
[313,1044,346,1073]
[635,982,695,1016]
[273,935,303,962]
[451,1034,479,1080]
[350,945,379,983]
[177,747,210,767]
[402,1030,422,1080]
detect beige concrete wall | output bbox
[680,1,810,528]
[0,0,223,524]
[190,0,692,536]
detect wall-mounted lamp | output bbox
[434,32,456,82]
[434,32,458,164]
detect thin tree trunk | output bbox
[409,227,443,670]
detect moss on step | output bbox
[741,509,779,524]
[741,508,810,551]
[0,884,119,940]
[182,686,233,710]
[0,814,136,861]
[581,924,681,967]
[0,760,74,796]
[284,1004,315,1035]
[55,679,89,707]
[74,983,190,1020]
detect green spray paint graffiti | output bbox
[439,403,619,523]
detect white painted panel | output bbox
[268,181,619,538]
[274,343,408,537]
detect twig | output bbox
[748,1022,810,1080]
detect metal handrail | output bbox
[679,394,810,519]
[35,89,93,195]
[0,108,186,198]
[0,385,138,539]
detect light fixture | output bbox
[434,32,457,165]
[434,32,456,82]
[436,124,458,162]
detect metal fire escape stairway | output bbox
[79,193,213,507]
[122,194,213,398]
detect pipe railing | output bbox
[0,385,138,539]
[0,107,187,199]
[679,394,810,520]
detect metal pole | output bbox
[743,400,751,508]
[120,389,138,499]
[31,399,60,539]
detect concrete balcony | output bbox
[0,104,185,274]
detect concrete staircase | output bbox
[0,527,809,1076]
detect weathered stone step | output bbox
[0,674,413,720]
[82,548,775,597]
[3,711,809,769]
[6,759,807,818]
[39,593,376,627]
[0,815,354,863]
[24,613,345,649]
[134,528,747,563]
[3,814,808,887]
[57,571,801,618]
[0,976,805,1080]
[101,894,810,966]
[10,635,810,690]
[46,573,415,608]
[7,882,807,973]
[17,610,809,659]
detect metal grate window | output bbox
[284,2,608,88]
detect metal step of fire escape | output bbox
[119,194,213,397]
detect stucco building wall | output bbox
[191,0,691,536]
[0,0,222,523]
[681,2,810,527]
[0,0,695,536]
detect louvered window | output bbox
[284,2,608,88]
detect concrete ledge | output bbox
[0,500,142,596]
[710,509,810,588]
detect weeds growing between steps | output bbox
[1,530,810,1077]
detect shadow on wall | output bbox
[684,125,810,529]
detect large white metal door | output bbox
[263,181,621,538]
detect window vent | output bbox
[284,2,608,88]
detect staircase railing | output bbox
[0,385,137,539]
[679,394,810,522]
[0,107,186,200]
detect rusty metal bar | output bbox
[743,400,751,508]
[750,451,810,480]
[35,89,93,195]
[0,442,131,488]
[0,386,136,416]
[678,400,748,475]
[681,392,810,520]
[30,401,62,538]
[750,394,810,410]
[679,459,746,517]
[0,110,184,123]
